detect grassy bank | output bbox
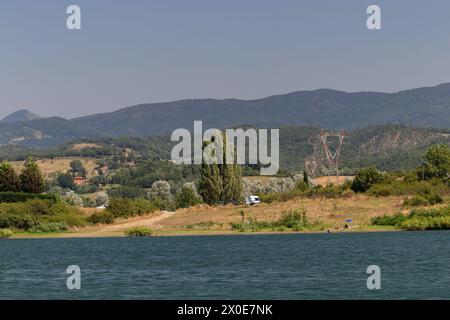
[7,194,413,239]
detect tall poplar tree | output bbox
[198,142,223,205]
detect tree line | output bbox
[0,158,45,194]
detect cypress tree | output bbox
[219,133,243,204]
[220,134,236,204]
[231,162,243,203]
[198,142,223,205]
[303,170,309,186]
[19,158,45,194]
[198,133,244,205]
[0,161,20,192]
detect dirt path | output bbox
[98,211,175,233]
[43,211,177,238]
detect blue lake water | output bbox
[0,231,449,299]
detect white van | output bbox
[245,195,261,205]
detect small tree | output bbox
[70,160,87,178]
[175,183,203,208]
[0,161,20,192]
[57,172,76,190]
[19,158,45,194]
[351,167,384,193]
[423,144,450,180]
[63,190,84,207]
[95,192,109,207]
[147,180,175,210]
[303,170,309,186]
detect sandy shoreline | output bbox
[11,225,399,239]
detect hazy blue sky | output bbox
[1,0,450,119]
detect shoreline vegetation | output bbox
[1,144,450,240]
[4,194,447,239]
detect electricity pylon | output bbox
[306,130,347,185]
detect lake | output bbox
[0,231,449,299]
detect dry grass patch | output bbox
[159,195,406,230]
[10,157,97,178]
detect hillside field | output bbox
[10,157,97,178]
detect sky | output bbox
[1,0,450,119]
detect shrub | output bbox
[87,211,115,225]
[0,200,87,230]
[44,211,87,228]
[367,184,395,197]
[400,216,450,231]
[107,186,147,199]
[175,184,203,209]
[76,184,99,195]
[259,189,303,204]
[276,208,309,229]
[426,193,443,205]
[0,204,38,230]
[408,206,450,219]
[82,197,96,208]
[28,222,69,233]
[95,192,109,207]
[403,195,428,207]
[0,228,13,238]
[125,227,153,237]
[132,199,156,215]
[371,214,407,226]
[107,197,156,218]
[147,180,175,210]
[312,184,346,198]
[62,190,84,207]
[0,192,58,204]
[351,168,386,193]
[341,189,355,198]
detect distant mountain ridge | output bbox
[1,83,450,148]
[0,109,42,123]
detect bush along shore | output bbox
[372,206,450,231]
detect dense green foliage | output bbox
[69,160,87,177]
[175,185,203,209]
[372,207,450,231]
[0,161,20,192]
[198,157,223,205]
[125,227,153,237]
[351,168,385,193]
[106,198,156,218]
[371,214,407,226]
[19,158,45,193]
[0,228,13,238]
[0,199,86,231]
[107,186,147,199]
[87,211,115,225]
[0,192,58,204]
[423,144,450,180]
[231,208,322,232]
[0,159,46,194]
[198,138,243,205]
[259,182,353,204]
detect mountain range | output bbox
[1,83,450,148]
